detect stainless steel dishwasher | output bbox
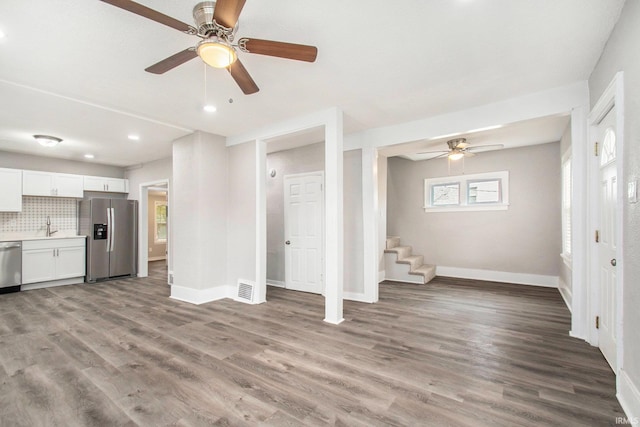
[0,241,22,288]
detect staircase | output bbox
[384,236,436,284]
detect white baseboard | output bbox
[148,256,167,261]
[343,291,375,303]
[21,277,84,291]
[618,370,640,424]
[436,266,559,288]
[384,277,424,285]
[170,284,234,305]
[378,270,386,283]
[558,278,573,312]
[267,279,285,288]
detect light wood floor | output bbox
[0,262,624,426]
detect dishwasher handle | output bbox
[0,242,22,250]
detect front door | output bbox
[597,105,618,372]
[284,173,323,294]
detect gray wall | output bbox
[227,142,257,286]
[147,192,167,259]
[343,150,364,294]
[0,150,124,177]
[387,142,561,276]
[265,142,364,294]
[589,0,640,398]
[559,124,572,304]
[172,132,228,290]
[125,156,172,201]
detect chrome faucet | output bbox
[46,216,58,237]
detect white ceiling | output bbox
[0,0,625,167]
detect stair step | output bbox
[398,255,424,271]
[384,245,412,259]
[386,236,401,250]
[409,264,437,284]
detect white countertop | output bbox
[0,231,87,242]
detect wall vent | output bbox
[236,280,256,304]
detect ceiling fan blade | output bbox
[417,150,449,155]
[100,0,195,33]
[213,0,246,28]
[466,144,505,152]
[239,38,318,62]
[228,59,259,95]
[463,151,476,157]
[145,48,198,74]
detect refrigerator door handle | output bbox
[106,207,112,253]
[110,208,116,253]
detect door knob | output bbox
[611,258,617,267]
[285,240,291,245]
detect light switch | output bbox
[628,180,638,203]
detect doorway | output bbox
[138,180,170,282]
[596,105,618,371]
[283,172,324,294]
[587,71,624,374]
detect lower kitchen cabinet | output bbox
[22,238,86,285]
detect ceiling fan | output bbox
[100,0,318,95]
[419,138,504,160]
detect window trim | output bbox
[424,171,509,213]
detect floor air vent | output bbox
[236,280,256,304]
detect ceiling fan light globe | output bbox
[448,151,464,161]
[197,39,237,68]
[33,134,62,147]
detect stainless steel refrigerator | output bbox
[79,198,138,282]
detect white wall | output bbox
[171,132,228,299]
[387,142,561,281]
[0,150,124,177]
[589,0,640,417]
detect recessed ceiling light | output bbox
[84,154,95,159]
[128,134,140,141]
[203,104,217,113]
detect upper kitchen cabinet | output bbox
[83,176,129,193]
[22,171,84,198]
[0,168,23,211]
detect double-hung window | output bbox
[424,171,509,212]
[154,201,168,244]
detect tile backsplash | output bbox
[0,197,78,233]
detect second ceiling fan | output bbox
[419,138,504,160]
[100,0,318,95]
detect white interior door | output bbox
[284,173,324,294]
[597,106,618,372]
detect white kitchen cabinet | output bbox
[0,168,22,212]
[83,176,129,193]
[22,171,84,198]
[22,238,86,285]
